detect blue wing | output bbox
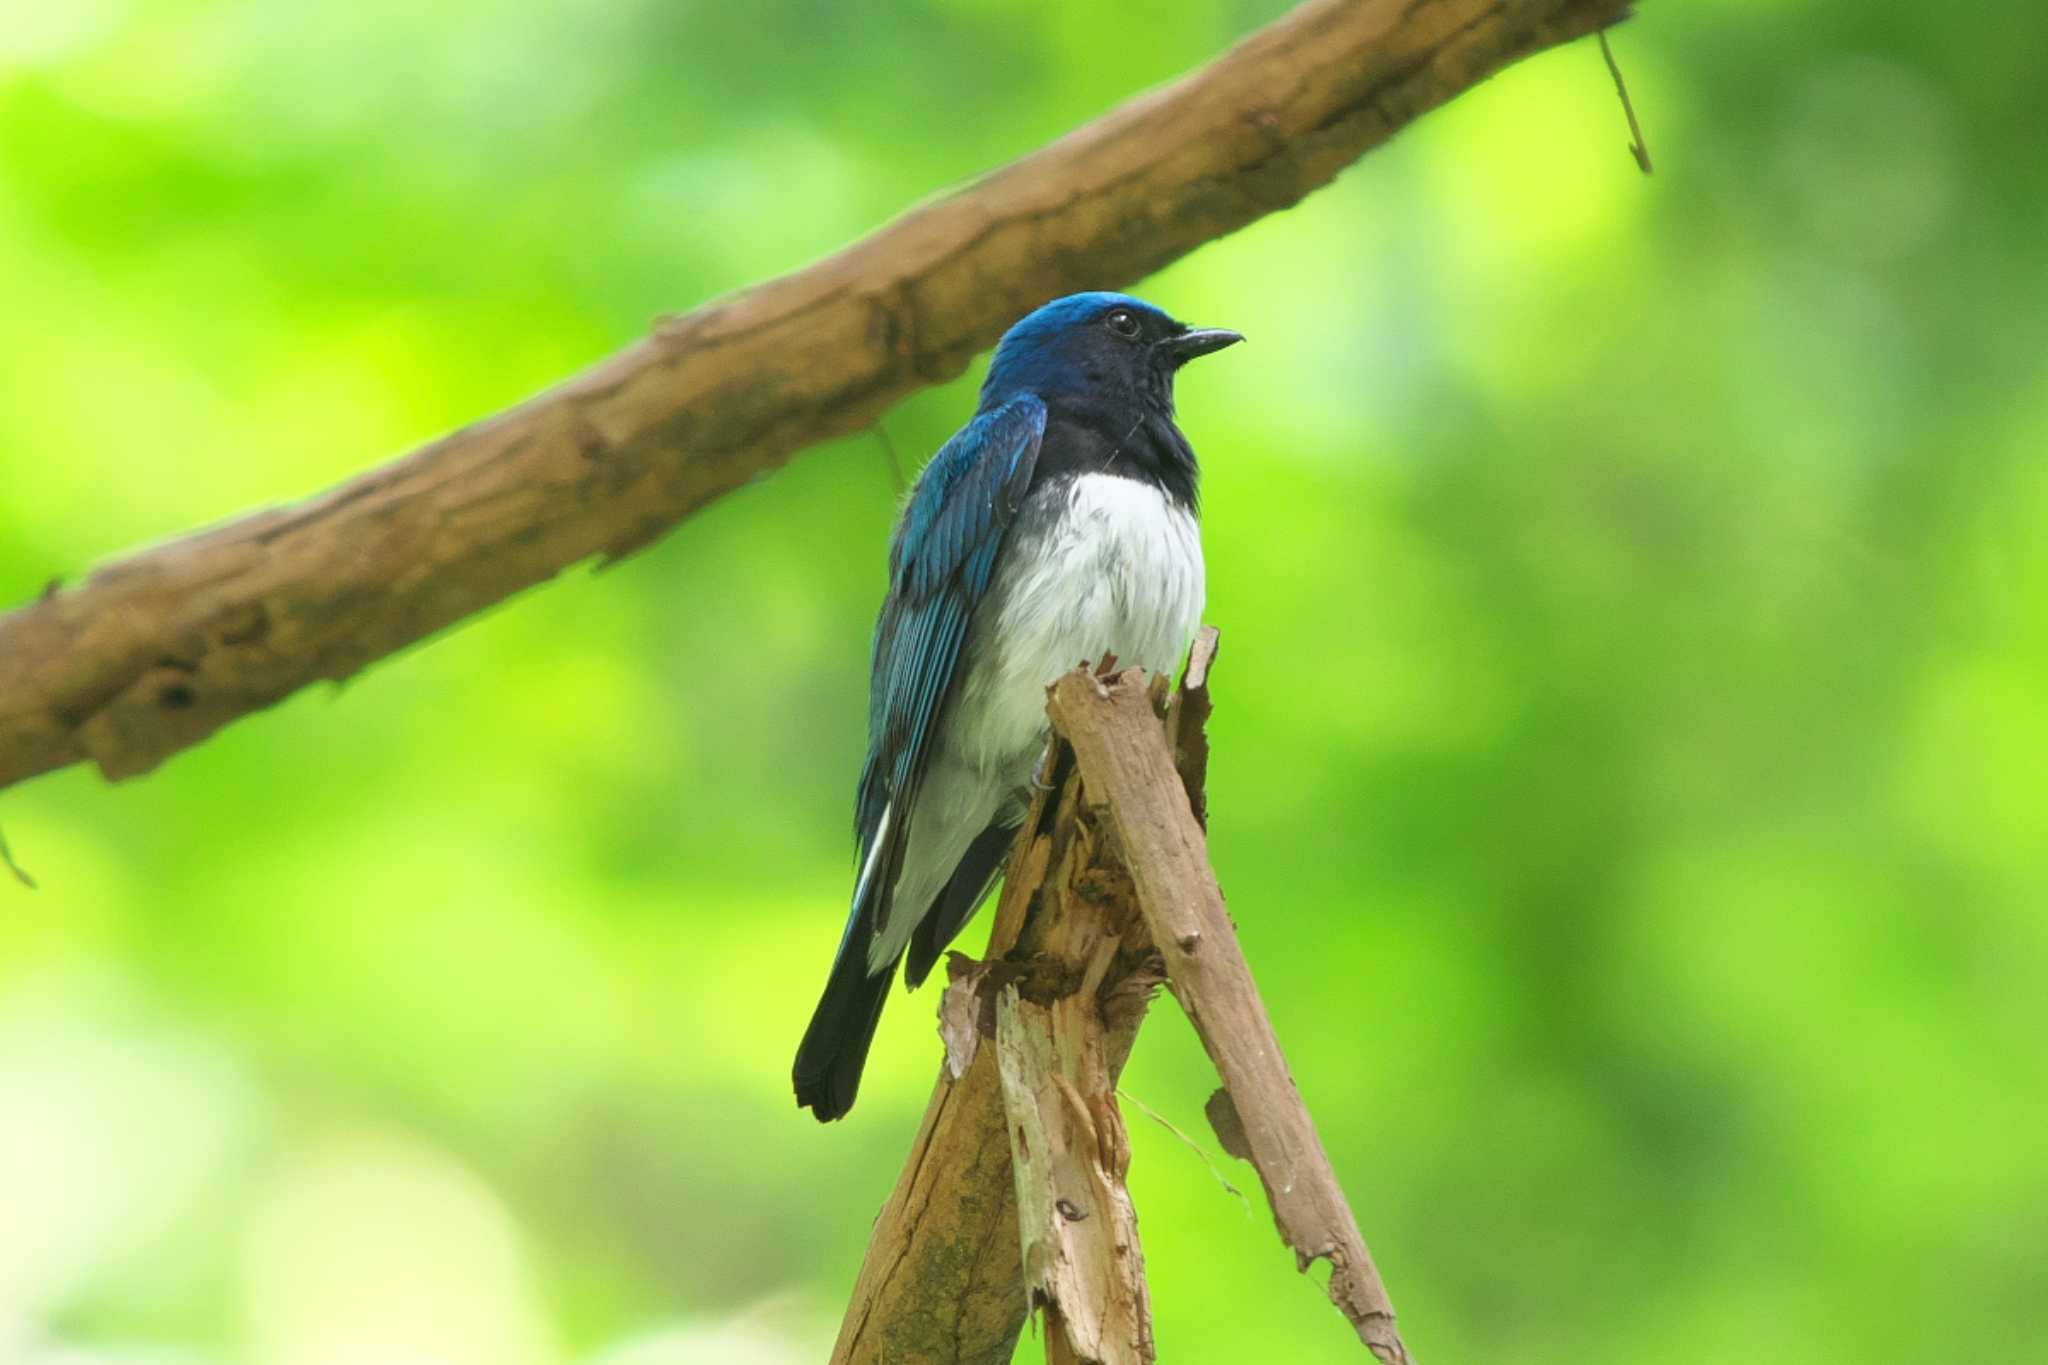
[849,394,1046,936]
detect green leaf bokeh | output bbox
[2,2,2044,1362]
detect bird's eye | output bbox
[1104,309,1141,338]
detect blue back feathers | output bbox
[850,292,1169,926]
[855,394,1046,862]
[804,291,1218,1119]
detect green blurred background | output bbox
[3,1,2044,1361]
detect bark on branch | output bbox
[1047,651,1409,1364]
[0,0,1631,795]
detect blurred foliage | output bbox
[3,1,2045,1362]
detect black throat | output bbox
[1031,398,1200,513]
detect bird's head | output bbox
[979,291,1242,416]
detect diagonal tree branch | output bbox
[838,632,1417,1363]
[1047,656,1408,1361]
[0,0,1631,795]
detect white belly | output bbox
[863,472,1205,972]
[954,472,1205,773]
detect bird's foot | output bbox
[1030,744,1057,791]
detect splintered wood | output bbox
[996,980,1152,1365]
[1046,640,1411,1365]
[833,628,1412,1365]
[829,681,1175,1365]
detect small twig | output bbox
[872,422,909,497]
[1117,1087,1250,1214]
[0,825,35,889]
[1598,29,1652,175]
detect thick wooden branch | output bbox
[829,654,1208,1365]
[0,0,1631,794]
[1046,658,1410,1364]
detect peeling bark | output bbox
[996,980,1152,1365]
[1047,661,1411,1364]
[828,654,1196,1365]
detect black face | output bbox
[980,292,1243,446]
[1062,303,1243,413]
[980,296,1240,509]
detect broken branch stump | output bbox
[832,629,1411,1363]
[1046,650,1410,1365]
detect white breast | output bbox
[954,472,1205,773]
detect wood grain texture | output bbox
[996,975,1152,1365]
[1046,664,1412,1364]
[0,0,1631,794]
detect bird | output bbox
[793,291,1241,1121]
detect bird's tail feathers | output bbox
[796,810,900,1122]
[793,940,893,1122]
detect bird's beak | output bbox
[1158,327,1244,367]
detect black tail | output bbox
[794,947,893,1122]
[795,819,1015,1120]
